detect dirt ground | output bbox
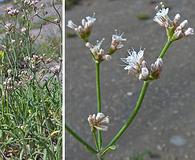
[65,0,195,159]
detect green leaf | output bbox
[0,51,4,59]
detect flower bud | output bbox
[179,20,188,29]
[88,113,110,131]
[173,14,180,24]
[184,28,194,36]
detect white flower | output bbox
[50,65,61,75]
[179,20,188,29]
[67,13,96,40]
[184,28,194,36]
[153,5,170,27]
[121,48,150,80]
[81,14,96,31]
[86,38,111,61]
[173,14,181,24]
[173,20,194,40]
[110,30,126,52]
[88,113,110,131]
[154,2,194,40]
[150,58,163,79]
[21,27,27,33]
[121,49,164,81]
[6,7,19,16]
[102,55,112,61]
[86,38,105,56]
[121,48,144,72]
[139,67,149,80]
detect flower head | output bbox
[67,13,96,41]
[154,2,194,40]
[121,49,163,81]
[121,48,145,77]
[88,113,110,131]
[153,3,170,27]
[150,58,163,79]
[173,20,194,40]
[86,38,111,61]
[6,7,19,16]
[109,30,126,54]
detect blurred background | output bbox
[65,0,195,159]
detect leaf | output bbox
[0,130,2,138]
[0,51,4,59]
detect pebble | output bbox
[127,92,133,96]
[169,135,187,146]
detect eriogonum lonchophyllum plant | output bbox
[66,2,193,159]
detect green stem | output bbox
[101,81,149,155]
[96,62,102,149]
[159,40,172,58]
[65,123,97,154]
[92,130,99,151]
[101,39,173,156]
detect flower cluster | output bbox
[67,14,127,62]
[4,23,15,32]
[67,13,96,41]
[121,48,163,81]
[153,2,194,41]
[6,7,19,16]
[86,39,111,62]
[3,70,24,92]
[23,55,62,82]
[109,30,127,54]
[24,0,40,6]
[88,113,110,131]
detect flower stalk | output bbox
[159,40,172,58]
[101,81,149,156]
[65,124,97,154]
[92,130,99,151]
[101,36,173,156]
[96,62,102,149]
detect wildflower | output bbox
[24,56,31,63]
[24,0,40,7]
[4,23,14,32]
[86,38,111,61]
[21,27,27,33]
[67,13,96,41]
[121,48,147,79]
[150,58,163,79]
[121,49,163,81]
[50,65,61,75]
[139,67,149,80]
[88,113,110,131]
[109,30,126,54]
[6,7,19,16]
[153,4,170,27]
[172,20,194,40]
[154,2,194,41]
